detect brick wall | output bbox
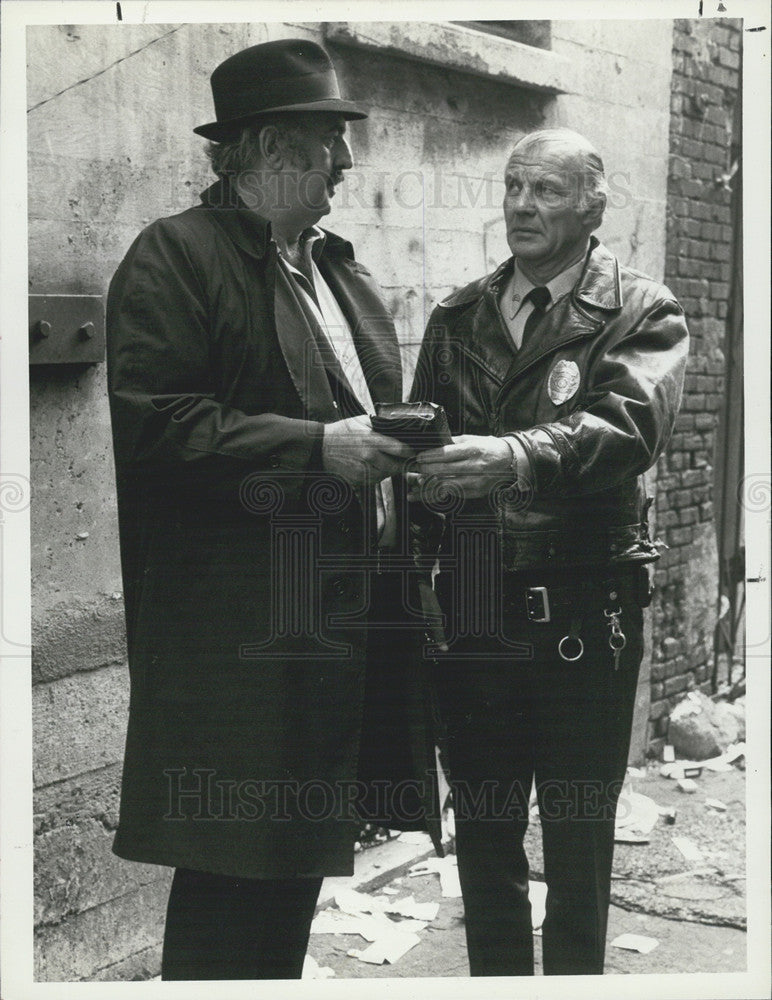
[649,18,742,755]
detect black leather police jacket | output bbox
[409,238,689,572]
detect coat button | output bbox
[269,455,280,468]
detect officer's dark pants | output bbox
[161,869,323,979]
[433,576,644,976]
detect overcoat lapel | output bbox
[320,256,402,406]
[273,262,341,423]
[286,269,368,416]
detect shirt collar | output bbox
[512,243,590,309]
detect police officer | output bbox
[409,127,688,976]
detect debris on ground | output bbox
[302,954,336,979]
[397,831,431,846]
[311,907,427,941]
[311,887,437,968]
[347,931,422,965]
[672,835,705,864]
[529,881,547,933]
[668,691,744,760]
[335,887,439,922]
[610,932,659,954]
[408,855,462,898]
[705,797,728,812]
[615,787,661,843]
[677,777,699,793]
[660,742,746,781]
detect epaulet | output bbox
[437,272,493,309]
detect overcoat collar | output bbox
[199,175,400,413]
[199,176,356,262]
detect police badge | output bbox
[547,359,581,406]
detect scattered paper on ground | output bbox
[302,954,336,978]
[408,855,462,898]
[699,742,746,772]
[347,931,422,965]
[335,887,438,922]
[611,933,659,954]
[317,887,433,966]
[615,788,661,840]
[397,831,432,845]
[311,908,425,942]
[660,761,702,779]
[672,835,705,863]
[529,880,547,931]
[705,797,728,811]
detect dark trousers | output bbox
[433,584,644,976]
[161,868,323,980]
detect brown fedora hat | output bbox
[194,39,368,141]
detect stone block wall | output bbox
[648,18,742,756]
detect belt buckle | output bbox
[525,586,551,623]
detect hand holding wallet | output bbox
[370,401,453,452]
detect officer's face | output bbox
[503,142,596,271]
[281,113,353,221]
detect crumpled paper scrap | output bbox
[311,907,427,942]
[347,930,422,965]
[408,855,462,898]
[336,887,439,922]
[672,835,705,863]
[302,954,336,978]
[615,787,661,842]
[611,933,659,954]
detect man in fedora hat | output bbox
[106,39,441,980]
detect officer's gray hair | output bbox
[510,127,609,228]
[205,114,306,178]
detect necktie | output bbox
[521,286,551,348]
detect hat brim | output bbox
[194,98,368,141]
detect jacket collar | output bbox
[486,236,622,312]
[571,237,623,311]
[199,175,356,262]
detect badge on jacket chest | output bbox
[547,359,581,405]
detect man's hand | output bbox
[409,434,531,501]
[322,414,415,486]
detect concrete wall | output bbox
[28,19,675,980]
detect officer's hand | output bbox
[411,434,530,500]
[322,415,415,486]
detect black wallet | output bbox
[370,402,453,451]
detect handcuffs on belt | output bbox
[525,585,628,666]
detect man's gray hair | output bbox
[205,113,305,178]
[511,127,609,225]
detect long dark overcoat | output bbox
[106,178,441,879]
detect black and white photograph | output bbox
[0,2,769,998]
